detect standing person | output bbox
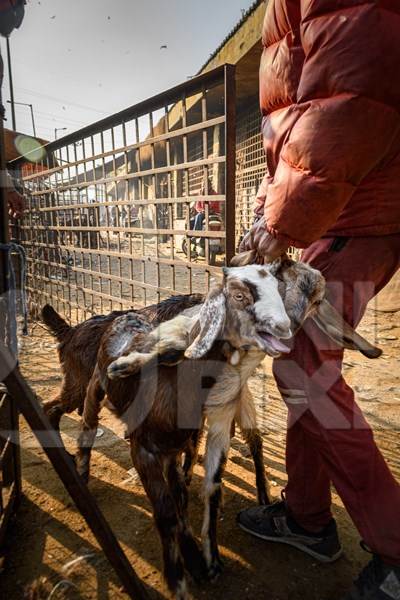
[193,182,222,232]
[237,2,400,599]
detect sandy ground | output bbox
[1,306,400,600]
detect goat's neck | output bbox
[220,310,249,351]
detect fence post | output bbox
[224,64,236,265]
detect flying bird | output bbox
[160,45,168,50]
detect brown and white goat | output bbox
[74,257,381,599]
[41,293,204,430]
[75,261,293,597]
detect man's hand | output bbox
[8,189,25,219]
[240,217,290,262]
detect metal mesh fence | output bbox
[14,66,236,323]
[235,100,265,246]
[235,101,301,260]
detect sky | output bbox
[0,0,255,141]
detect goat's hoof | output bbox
[207,558,224,582]
[186,553,208,584]
[174,578,189,600]
[258,494,271,506]
[107,358,135,380]
[75,459,89,484]
[78,470,89,484]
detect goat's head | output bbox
[232,251,382,360]
[185,262,292,360]
[274,258,326,333]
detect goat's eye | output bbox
[234,293,244,301]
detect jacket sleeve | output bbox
[264,1,400,248]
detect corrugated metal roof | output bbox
[198,0,263,74]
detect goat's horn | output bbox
[230,250,257,267]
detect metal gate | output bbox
[15,65,236,323]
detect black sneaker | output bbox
[237,500,342,563]
[343,553,400,600]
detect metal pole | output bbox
[6,37,16,131]
[0,76,10,297]
[55,127,67,140]
[224,64,236,264]
[29,104,36,137]
[6,101,37,137]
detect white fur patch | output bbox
[226,264,291,338]
[108,331,135,358]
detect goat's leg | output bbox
[166,457,208,583]
[182,425,203,486]
[235,384,270,505]
[43,387,84,462]
[241,428,270,505]
[75,366,104,483]
[131,444,188,600]
[107,317,194,380]
[202,408,235,579]
[43,394,65,431]
[43,379,87,430]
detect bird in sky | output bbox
[160,45,168,50]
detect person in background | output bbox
[193,180,221,231]
[237,2,400,600]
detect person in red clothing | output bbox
[193,182,222,232]
[237,2,400,599]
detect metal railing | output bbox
[14,65,236,323]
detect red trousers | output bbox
[273,234,400,565]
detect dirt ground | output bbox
[1,305,400,600]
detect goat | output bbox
[41,292,272,488]
[74,261,292,598]
[41,293,204,430]
[73,256,381,599]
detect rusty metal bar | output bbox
[28,156,226,197]
[10,65,229,167]
[3,367,150,600]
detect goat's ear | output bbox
[184,284,226,359]
[312,299,382,359]
[230,250,257,267]
[267,255,288,276]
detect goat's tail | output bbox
[41,304,71,341]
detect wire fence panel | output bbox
[235,101,300,260]
[15,66,236,324]
[235,100,266,246]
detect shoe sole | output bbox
[238,522,343,564]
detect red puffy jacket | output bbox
[256,0,400,248]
